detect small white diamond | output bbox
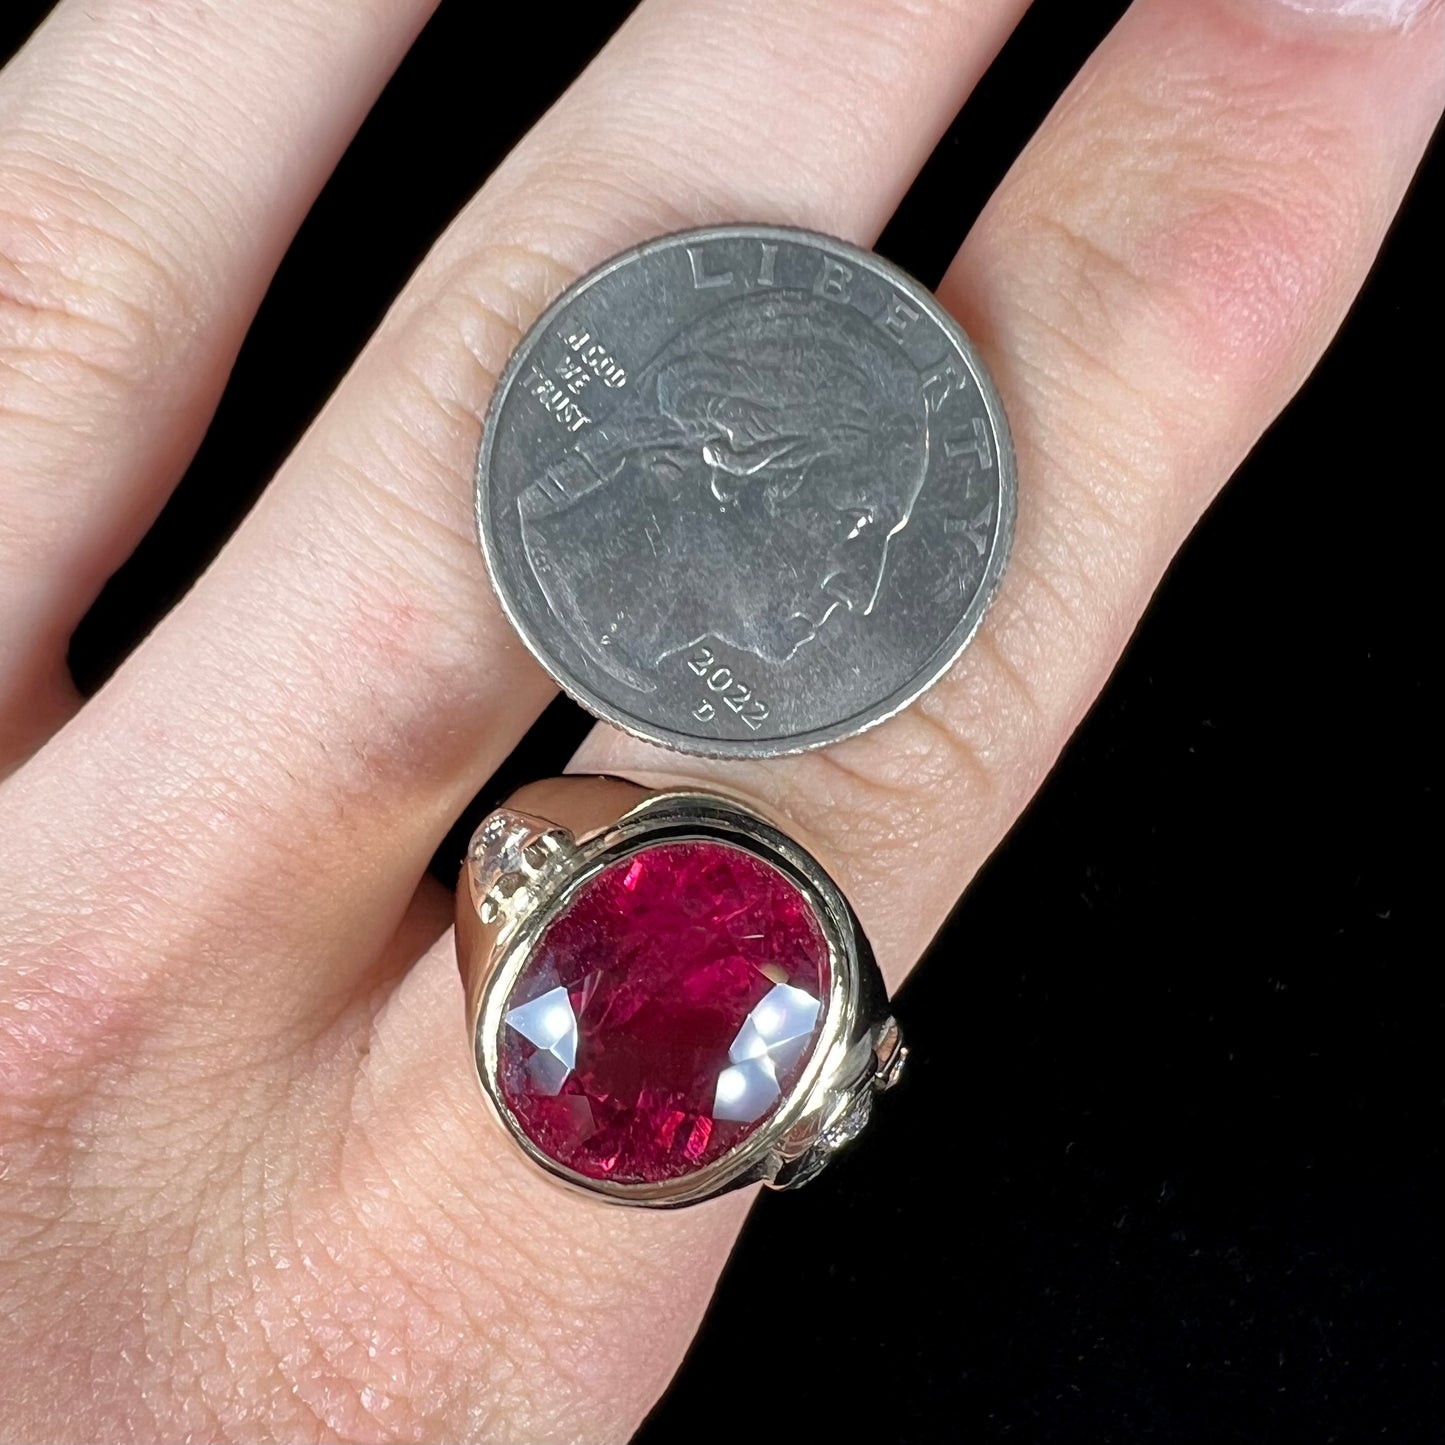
[474,817,533,881]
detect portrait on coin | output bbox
[516,289,931,692]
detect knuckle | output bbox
[999,58,1367,422]
[826,706,996,815]
[432,239,577,374]
[767,701,1008,888]
[499,140,697,254]
[1136,118,1365,394]
[0,167,189,417]
[345,241,577,539]
[967,55,1371,635]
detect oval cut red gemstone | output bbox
[496,839,831,1184]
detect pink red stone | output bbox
[497,839,831,1184]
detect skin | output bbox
[0,0,1437,1440]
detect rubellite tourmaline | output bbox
[496,839,832,1184]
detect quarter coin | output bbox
[476,224,1015,757]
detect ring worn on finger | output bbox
[457,776,904,1207]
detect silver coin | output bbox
[476,224,1015,758]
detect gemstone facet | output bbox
[496,839,831,1184]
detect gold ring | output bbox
[456,775,904,1208]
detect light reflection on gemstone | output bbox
[710,1058,778,1124]
[712,981,822,1123]
[503,985,578,1097]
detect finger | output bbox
[0,0,1031,1013]
[0,0,441,768]
[576,0,1444,984]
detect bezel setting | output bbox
[458,779,903,1208]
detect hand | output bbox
[0,0,1437,1440]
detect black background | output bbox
[3,2,1439,1441]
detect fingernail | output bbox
[1267,0,1439,30]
